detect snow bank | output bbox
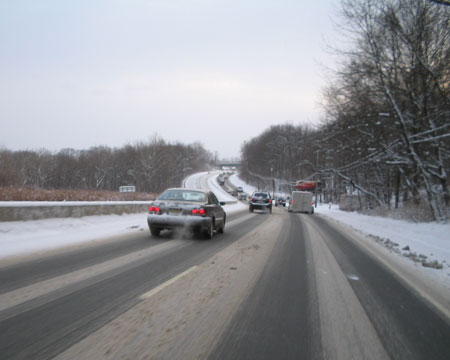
[316,204,450,282]
[0,214,148,259]
[228,174,257,195]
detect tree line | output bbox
[0,137,214,194]
[240,0,450,221]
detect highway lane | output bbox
[209,209,320,360]
[2,207,450,359]
[305,215,450,360]
[210,211,450,360]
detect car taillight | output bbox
[310,201,314,205]
[269,199,272,203]
[149,206,161,214]
[192,208,206,216]
[249,198,253,202]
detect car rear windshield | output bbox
[158,190,207,202]
[254,192,269,198]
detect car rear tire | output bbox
[218,216,226,234]
[150,227,161,237]
[204,222,214,239]
[249,206,254,213]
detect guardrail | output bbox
[0,202,150,222]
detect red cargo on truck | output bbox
[295,181,320,192]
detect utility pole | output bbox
[271,167,275,199]
[314,150,320,208]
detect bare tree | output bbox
[318,0,450,220]
[0,137,215,195]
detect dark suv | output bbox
[249,191,272,213]
[275,196,286,207]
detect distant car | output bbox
[236,186,244,192]
[275,196,286,207]
[147,188,226,239]
[249,191,272,213]
[238,192,246,201]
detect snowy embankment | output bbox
[316,204,450,277]
[0,214,148,260]
[0,172,246,260]
[228,174,257,195]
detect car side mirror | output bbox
[220,202,226,206]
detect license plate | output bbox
[170,208,182,214]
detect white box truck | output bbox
[288,191,314,214]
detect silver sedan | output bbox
[147,188,226,239]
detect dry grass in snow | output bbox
[0,187,156,202]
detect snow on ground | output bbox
[228,174,257,195]
[183,171,208,190]
[0,214,149,259]
[316,204,450,278]
[316,204,450,263]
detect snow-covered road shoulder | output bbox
[0,213,149,261]
[316,204,450,284]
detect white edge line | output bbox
[139,265,198,300]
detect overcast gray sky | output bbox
[0,0,339,159]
